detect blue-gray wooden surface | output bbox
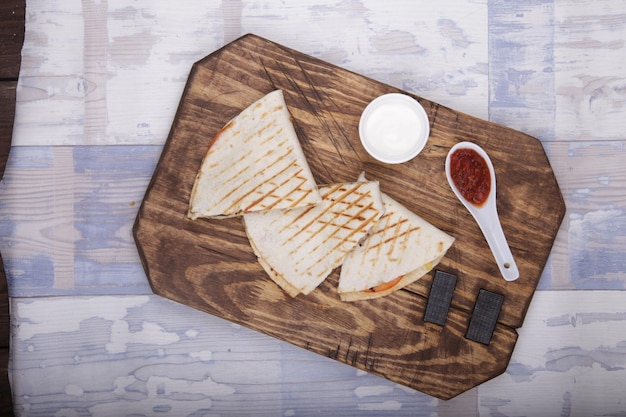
[1,0,625,415]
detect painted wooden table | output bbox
[1,1,625,415]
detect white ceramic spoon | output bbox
[445,142,519,281]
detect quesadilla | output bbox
[338,177,455,302]
[188,90,322,219]
[243,181,385,297]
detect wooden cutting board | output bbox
[133,34,565,400]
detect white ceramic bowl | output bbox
[358,93,430,164]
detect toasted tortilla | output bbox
[338,179,455,301]
[243,181,385,297]
[188,90,322,219]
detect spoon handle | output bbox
[446,141,520,282]
[479,216,519,281]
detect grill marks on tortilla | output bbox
[221,157,308,215]
[279,183,383,275]
[211,118,310,214]
[188,90,321,219]
[243,181,385,296]
[337,190,455,301]
[360,213,422,264]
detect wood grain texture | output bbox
[8,294,441,416]
[0,82,16,180]
[488,0,555,141]
[0,1,23,412]
[0,255,8,350]
[0,0,25,79]
[544,141,626,290]
[0,146,157,296]
[479,290,626,417]
[133,34,565,400]
[554,0,626,141]
[3,0,625,414]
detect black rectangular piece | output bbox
[424,270,457,325]
[466,289,504,345]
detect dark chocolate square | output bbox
[466,289,504,345]
[424,270,458,325]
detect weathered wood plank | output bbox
[0,146,158,296]
[9,291,626,416]
[543,141,626,290]
[12,0,223,146]
[11,0,489,147]
[9,294,436,417]
[478,290,626,416]
[2,0,626,414]
[2,140,623,298]
[0,1,24,410]
[554,0,626,141]
[488,0,555,140]
[241,0,490,120]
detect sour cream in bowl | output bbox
[359,93,430,164]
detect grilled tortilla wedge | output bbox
[338,178,455,302]
[188,90,322,219]
[243,181,385,297]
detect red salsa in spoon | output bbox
[449,148,491,206]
